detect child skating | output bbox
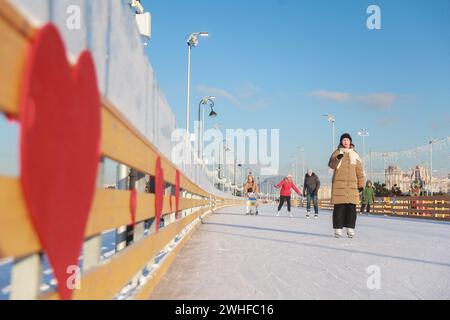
[361,181,375,215]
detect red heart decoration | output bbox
[175,170,181,219]
[5,113,18,123]
[154,157,164,232]
[130,189,137,227]
[19,24,101,300]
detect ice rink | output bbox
[151,205,450,300]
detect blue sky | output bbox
[0,0,449,179]
[142,0,450,176]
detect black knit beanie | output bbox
[340,133,352,144]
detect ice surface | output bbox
[151,205,450,300]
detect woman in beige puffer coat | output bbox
[328,133,365,238]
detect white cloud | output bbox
[197,83,272,111]
[376,116,399,128]
[310,90,397,110]
[430,116,450,131]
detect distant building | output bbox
[318,185,332,200]
[385,165,449,195]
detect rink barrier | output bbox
[295,196,450,221]
[0,1,243,300]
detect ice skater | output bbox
[244,174,259,215]
[328,133,365,238]
[275,175,302,218]
[361,181,375,215]
[303,169,320,219]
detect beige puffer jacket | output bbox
[328,145,365,205]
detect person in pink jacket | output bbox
[275,175,302,217]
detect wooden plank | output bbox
[0,1,35,40]
[0,12,28,116]
[0,176,212,258]
[101,106,158,179]
[39,208,207,300]
[0,176,41,257]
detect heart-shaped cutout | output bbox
[130,189,137,227]
[19,24,101,300]
[154,157,164,232]
[175,170,180,218]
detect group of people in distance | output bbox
[243,133,369,239]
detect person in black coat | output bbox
[303,169,320,218]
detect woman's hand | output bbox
[337,154,344,160]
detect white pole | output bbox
[332,121,336,151]
[186,45,191,134]
[212,154,215,189]
[430,141,433,196]
[362,135,366,173]
[202,105,205,161]
[302,150,305,185]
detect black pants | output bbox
[278,196,291,212]
[360,203,371,213]
[333,204,357,229]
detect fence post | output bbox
[10,254,42,300]
[83,158,106,271]
[116,164,130,252]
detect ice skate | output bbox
[334,229,343,238]
[276,211,281,217]
[314,214,319,219]
[306,211,310,219]
[347,228,355,238]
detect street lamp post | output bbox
[357,128,370,173]
[298,147,305,186]
[233,157,237,196]
[429,139,439,196]
[234,162,242,196]
[290,156,297,183]
[197,96,217,159]
[382,153,389,184]
[322,115,336,152]
[223,144,231,193]
[186,32,209,134]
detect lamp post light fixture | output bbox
[357,128,370,173]
[185,32,209,135]
[198,96,217,159]
[322,114,336,152]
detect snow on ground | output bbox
[150,205,450,300]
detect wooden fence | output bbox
[294,196,450,221]
[0,1,242,300]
